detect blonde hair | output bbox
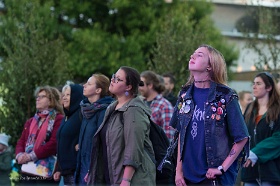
[186,44,227,86]
[92,74,111,98]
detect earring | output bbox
[125,91,129,96]
[206,68,210,72]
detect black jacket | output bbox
[164,92,177,106]
[241,105,280,183]
[56,84,84,175]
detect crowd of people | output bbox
[1,44,280,186]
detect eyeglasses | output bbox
[111,74,124,83]
[35,95,48,100]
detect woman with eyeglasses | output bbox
[241,72,280,186]
[74,74,114,185]
[87,66,156,185]
[15,86,64,185]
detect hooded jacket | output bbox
[56,84,84,175]
[87,96,156,186]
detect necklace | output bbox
[194,80,211,83]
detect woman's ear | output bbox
[96,88,102,94]
[266,86,272,92]
[126,85,132,92]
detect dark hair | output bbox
[141,70,165,94]
[162,73,176,85]
[120,66,141,96]
[245,72,280,123]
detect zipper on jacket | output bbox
[253,127,257,145]
[254,122,262,185]
[254,121,275,185]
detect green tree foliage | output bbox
[237,5,280,73]
[0,0,71,146]
[0,0,240,146]
[52,0,170,81]
[149,1,238,92]
[66,26,147,81]
[51,0,238,84]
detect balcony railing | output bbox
[210,0,280,7]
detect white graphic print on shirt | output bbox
[191,105,205,140]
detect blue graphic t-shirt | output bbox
[182,86,209,183]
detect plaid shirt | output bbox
[146,94,175,141]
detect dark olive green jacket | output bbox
[88,97,156,185]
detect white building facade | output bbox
[210,0,280,92]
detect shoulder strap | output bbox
[119,109,156,164]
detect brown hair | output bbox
[162,72,176,85]
[34,86,64,114]
[120,66,142,96]
[140,70,165,94]
[245,72,280,123]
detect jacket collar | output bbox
[107,96,151,115]
[183,81,218,103]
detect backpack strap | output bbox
[119,109,156,165]
[157,130,179,171]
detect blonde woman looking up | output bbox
[170,45,249,186]
[75,74,114,185]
